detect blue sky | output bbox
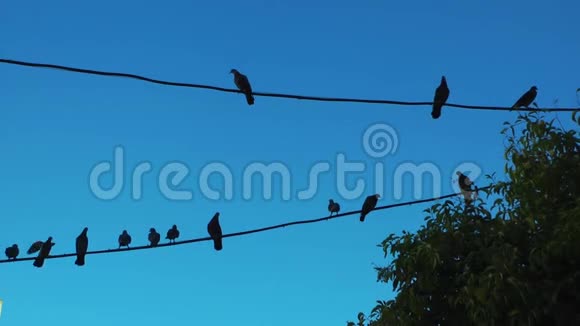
[0,0,579,324]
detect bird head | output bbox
[531,86,538,91]
[122,230,128,235]
[329,199,334,203]
[456,171,462,176]
[375,194,381,199]
[150,228,156,232]
[82,227,88,233]
[230,69,239,74]
[47,237,53,241]
[11,244,18,248]
[172,224,177,229]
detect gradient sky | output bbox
[0,1,579,325]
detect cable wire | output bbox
[1,58,578,112]
[0,186,491,265]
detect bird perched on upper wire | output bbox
[33,237,54,268]
[360,194,380,222]
[75,227,89,266]
[118,230,132,249]
[5,244,19,260]
[27,240,44,255]
[230,69,255,105]
[328,199,340,216]
[166,225,180,244]
[431,76,449,119]
[148,228,161,247]
[207,212,223,251]
[456,171,478,204]
[512,86,538,109]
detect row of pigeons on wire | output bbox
[230,69,539,118]
[3,172,479,267]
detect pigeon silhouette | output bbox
[148,228,161,247]
[207,212,223,251]
[166,225,180,244]
[431,76,449,119]
[118,230,131,248]
[230,69,254,105]
[512,86,538,109]
[33,237,54,268]
[360,194,380,222]
[328,199,340,216]
[456,171,477,203]
[5,244,19,260]
[75,227,89,266]
[27,241,44,255]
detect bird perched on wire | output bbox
[166,225,180,244]
[456,171,478,204]
[148,228,161,247]
[328,199,340,216]
[27,240,44,255]
[431,76,450,119]
[207,212,223,251]
[230,69,255,105]
[5,244,19,260]
[33,237,54,268]
[360,194,380,222]
[75,227,89,266]
[512,86,538,109]
[118,230,132,249]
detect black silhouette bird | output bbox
[27,241,44,255]
[5,244,19,260]
[512,86,538,109]
[230,69,254,105]
[75,227,89,266]
[328,199,340,216]
[360,194,380,222]
[431,76,450,119]
[118,230,131,248]
[148,228,161,247]
[33,237,54,268]
[207,212,223,251]
[166,225,180,244]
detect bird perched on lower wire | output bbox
[118,230,131,249]
[512,86,538,109]
[5,244,19,260]
[166,225,180,244]
[27,241,44,255]
[431,76,450,119]
[230,69,254,105]
[148,228,161,247]
[207,212,223,251]
[360,194,380,222]
[456,171,478,204]
[33,237,54,268]
[75,227,89,266]
[328,199,340,216]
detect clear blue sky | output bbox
[0,0,578,325]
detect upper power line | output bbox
[1,58,578,112]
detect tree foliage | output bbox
[349,112,580,325]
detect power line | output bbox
[0,186,490,265]
[1,58,578,112]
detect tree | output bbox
[349,111,580,325]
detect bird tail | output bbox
[245,93,254,105]
[360,213,366,222]
[33,258,44,268]
[75,255,85,266]
[214,238,223,251]
[431,106,442,119]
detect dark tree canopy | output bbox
[350,112,580,325]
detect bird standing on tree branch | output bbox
[230,69,255,105]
